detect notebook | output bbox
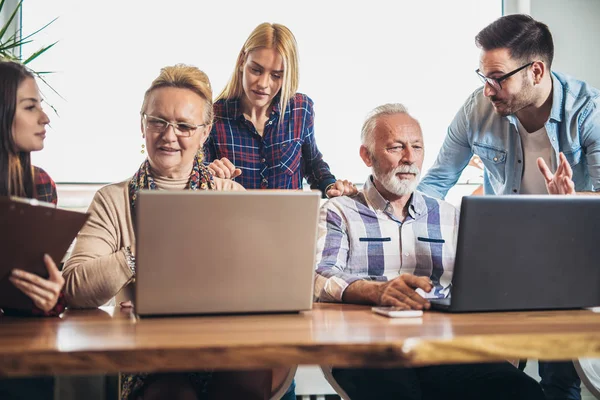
[134,190,320,317]
[430,195,600,312]
[0,196,89,310]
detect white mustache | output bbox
[393,164,420,175]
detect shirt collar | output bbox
[363,176,426,219]
[271,95,282,115]
[549,72,564,123]
[221,98,241,119]
[221,95,282,119]
[506,71,564,126]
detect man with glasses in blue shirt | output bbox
[420,14,600,198]
[418,13,600,400]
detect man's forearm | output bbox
[342,280,382,305]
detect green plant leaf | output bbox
[22,41,57,64]
[34,70,64,100]
[0,39,32,52]
[0,0,22,42]
[19,17,58,43]
[1,0,61,114]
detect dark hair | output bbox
[475,14,554,69]
[0,60,36,198]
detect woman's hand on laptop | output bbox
[537,153,575,195]
[9,254,64,312]
[208,157,242,180]
[377,275,433,310]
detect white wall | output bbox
[504,0,600,89]
[530,0,600,89]
[21,0,501,183]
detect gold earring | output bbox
[141,143,145,154]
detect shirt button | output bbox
[261,158,266,163]
[262,178,268,183]
[552,137,556,141]
[513,189,517,193]
[518,160,522,163]
[267,121,273,126]
[493,157,498,162]
[404,252,409,257]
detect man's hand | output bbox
[326,180,358,198]
[537,153,575,195]
[9,254,64,312]
[207,157,242,180]
[376,275,433,310]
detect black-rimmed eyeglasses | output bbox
[476,62,534,92]
[142,113,207,137]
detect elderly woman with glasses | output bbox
[62,64,283,400]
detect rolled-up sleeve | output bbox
[314,202,361,302]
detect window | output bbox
[22,0,501,183]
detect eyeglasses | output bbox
[142,113,207,137]
[475,62,534,92]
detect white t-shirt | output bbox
[517,119,556,194]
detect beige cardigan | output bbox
[62,177,244,308]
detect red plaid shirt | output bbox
[205,93,336,196]
[34,166,57,205]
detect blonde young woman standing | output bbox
[205,22,356,199]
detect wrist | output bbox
[343,280,383,305]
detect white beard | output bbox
[372,163,420,196]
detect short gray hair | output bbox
[361,103,411,153]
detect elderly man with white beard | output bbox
[313,103,544,400]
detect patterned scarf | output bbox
[128,155,215,214]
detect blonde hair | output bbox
[217,22,299,117]
[141,64,214,124]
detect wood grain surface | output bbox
[1,304,599,377]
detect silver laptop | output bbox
[134,190,320,317]
[430,195,600,312]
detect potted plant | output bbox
[0,0,59,111]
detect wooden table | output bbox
[1,304,600,377]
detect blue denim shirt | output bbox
[418,72,600,198]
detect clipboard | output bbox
[0,196,89,311]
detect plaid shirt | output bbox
[34,166,57,205]
[205,93,336,195]
[314,177,459,303]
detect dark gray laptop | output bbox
[430,195,600,313]
[134,190,320,317]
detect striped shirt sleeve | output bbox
[314,200,362,302]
